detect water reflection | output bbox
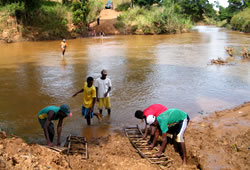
[0,26,249,143]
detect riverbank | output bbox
[0,102,249,169]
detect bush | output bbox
[72,0,89,31]
[114,21,125,29]
[86,0,103,23]
[231,8,250,33]
[0,3,24,17]
[116,5,192,34]
[116,2,130,11]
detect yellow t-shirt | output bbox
[83,82,96,108]
[61,42,67,49]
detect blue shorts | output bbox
[82,106,94,119]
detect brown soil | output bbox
[0,9,121,43]
[89,9,121,35]
[0,102,249,170]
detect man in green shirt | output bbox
[147,108,190,164]
[37,104,72,146]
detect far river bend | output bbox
[0,26,249,143]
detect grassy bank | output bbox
[115,5,192,34]
[217,8,250,33]
[0,1,72,42]
[231,8,250,33]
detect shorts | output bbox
[38,118,55,141]
[82,105,94,119]
[168,115,190,142]
[98,97,111,109]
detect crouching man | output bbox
[37,104,72,146]
[134,104,168,144]
[147,108,190,164]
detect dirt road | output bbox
[90,9,121,35]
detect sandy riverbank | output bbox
[0,102,249,169]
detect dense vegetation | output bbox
[0,0,249,42]
[115,4,192,34]
[230,7,250,32]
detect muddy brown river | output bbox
[0,26,250,143]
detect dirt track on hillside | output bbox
[89,9,121,35]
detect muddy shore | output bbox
[0,102,249,169]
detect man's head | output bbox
[135,110,145,119]
[60,104,72,118]
[63,39,66,42]
[146,115,156,125]
[101,69,107,79]
[87,76,94,87]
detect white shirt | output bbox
[94,77,112,98]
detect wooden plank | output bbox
[125,125,173,168]
[67,135,71,154]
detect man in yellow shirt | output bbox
[60,39,67,58]
[72,77,101,125]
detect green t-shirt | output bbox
[37,106,60,120]
[157,108,187,133]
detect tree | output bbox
[218,0,247,23]
[72,0,89,28]
[178,0,216,21]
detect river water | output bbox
[0,26,250,143]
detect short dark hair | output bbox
[87,76,93,82]
[135,110,144,119]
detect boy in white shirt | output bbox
[95,69,112,116]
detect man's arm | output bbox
[72,89,83,97]
[156,132,168,157]
[149,126,160,149]
[143,119,149,139]
[57,118,63,146]
[104,86,111,97]
[90,97,96,113]
[95,87,99,102]
[43,111,54,146]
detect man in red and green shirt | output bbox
[135,104,168,144]
[147,108,190,164]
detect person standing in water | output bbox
[95,69,112,116]
[60,39,67,59]
[72,76,101,125]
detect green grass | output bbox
[18,1,72,38]
[87,0,104,23]
[231,8,250,33]
[0,1,71,39]
[115,5,192,34]
[0,3,24,16]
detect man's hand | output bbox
[104,92,107,97]
[89,108,93,114]
[148,144,154,150]
[72,94,77,97]
[155,152,162,157]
